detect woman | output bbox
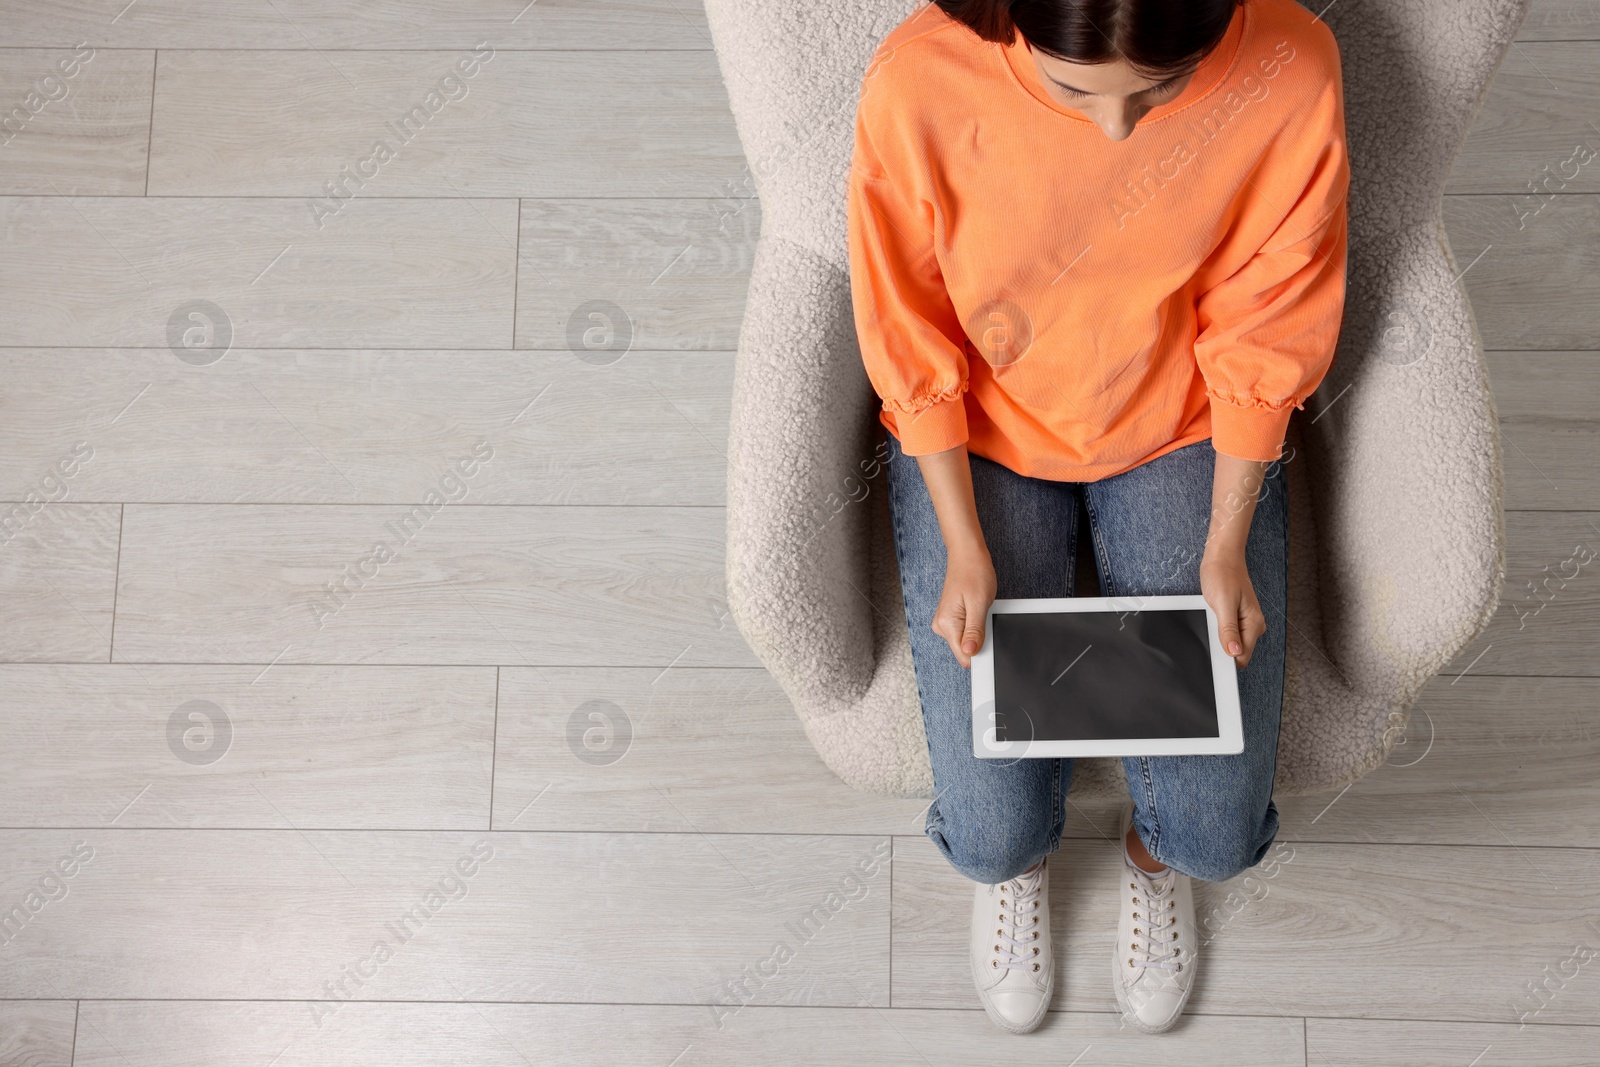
[846,0,1348,1036]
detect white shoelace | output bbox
[992,864,1045,971]
[1126,859,1182,973]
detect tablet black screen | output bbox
[992,609,1219,742]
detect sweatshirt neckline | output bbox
[997,0,1250,126]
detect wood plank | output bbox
[148,50,744,198]
[1447,42,1600,195]
[0,1001,74,1067]
[0,47,153,195]
[0,665,494,829]
[1443,192,1600,351]
[0,196,517,348]
[891,833,1600,1024]
[0,502,119,662]
[516,198,758,352]
[73,1001,1307,1066]
[1272,676,1600,846]
[0,0,712,50]
[0,349,733,505]
[1518,1,1600,41]
[1445,511,1600,677]
[1486,351,1600,512]
[112,503,759,667]
[0,830,889,1006]
[492,667,929,834]
[1308,1018,1600,1064]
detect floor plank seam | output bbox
[510,198,522,349]
[488,665,501,831]
[143,50,156,197]
[26,998,1600,1028]
[106,504,124,664]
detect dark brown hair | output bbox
[935,0,1241,79]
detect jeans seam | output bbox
[1064,489,1081,597]
[1047,759,1064,855]
[1264,462,1288,799]
[1080,488,1116,597]
[1138,756,1159,860]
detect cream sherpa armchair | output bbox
[706,0,1522,798]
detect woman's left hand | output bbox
[1199,545,1266,669]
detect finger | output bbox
[934,608,971,668]
[1243,604,1267,650]
[1214,598,1244,660]
[960,606,985,657]
[1236,606,1267,668]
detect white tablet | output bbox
[971,594,1243,759]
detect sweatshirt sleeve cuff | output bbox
[889,392,970,456]
[1208,396,1296,463]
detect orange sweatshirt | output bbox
[846,0,1349,478]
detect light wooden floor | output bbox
[0,2,1596,1064]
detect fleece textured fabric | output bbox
[705,0,1518,799]
[848,0,1350,476]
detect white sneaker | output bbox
[969,856,1053,1034]
[1113,802,1196,1034]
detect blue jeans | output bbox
[885,432,1287,886]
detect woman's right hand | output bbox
[933,546,997,670]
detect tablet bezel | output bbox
[970,594,1244,759]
